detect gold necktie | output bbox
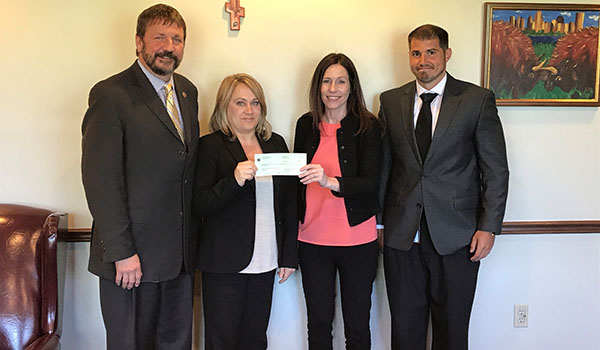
[164,83,185,142]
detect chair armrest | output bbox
[24,334,60,350]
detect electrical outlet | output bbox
[514,304,528,328]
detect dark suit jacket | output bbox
[294,112,383,227]
[193,131,298,273]
[379,74,509,255]
[82,61,199,281]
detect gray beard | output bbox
[142,51,180,76]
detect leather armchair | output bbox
[0,204,67,350]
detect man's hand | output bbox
[469,230,495,262]
[277,267,296,284]
[115,254,143,289]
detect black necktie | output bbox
[415,93,438,162]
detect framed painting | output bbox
[482,2,600,106]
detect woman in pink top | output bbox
[294,53,384,350]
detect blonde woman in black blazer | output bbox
[193,73,298,350]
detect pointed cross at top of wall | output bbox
[225,0,245,31]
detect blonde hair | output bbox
[209,73,272,140]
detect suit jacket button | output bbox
[340,145,345,150]
[179,211,183,216]
[343,159,348,164]
[417,203,422,208]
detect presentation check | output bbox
[255,153,306,176]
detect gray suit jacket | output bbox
[379,74,509,255]
[82,62,200,281]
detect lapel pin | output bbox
[182,91,187,98]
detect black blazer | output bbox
[82,62,200,282]
[293,112,383,227]
[193,131,298,273]
[379,73,509,255]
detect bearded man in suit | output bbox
[81,4,199,349]
[378,24,509,350]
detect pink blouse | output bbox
[298,122,377,246]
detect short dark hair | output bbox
[408,24,449,51]
[136,4,186,55]
[308,53,377,134]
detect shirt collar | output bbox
[137,59,174,93]
[416,72,447,97]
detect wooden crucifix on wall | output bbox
[225,0,245,31]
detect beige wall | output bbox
[3,0,599,225]
[2,1,599,349]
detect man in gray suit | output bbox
[379,24,509,349]
[81,4,199,349]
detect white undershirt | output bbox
[239,176,278,273]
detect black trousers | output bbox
[384,216,480,350]
[299,240,378,350]
[99,272,193,350]
[202,269,276,350]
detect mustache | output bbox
[155,51,178,61]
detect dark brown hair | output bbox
[408,24,449,51]
[308,53,377,134]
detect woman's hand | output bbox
[234,160,257,187]
[277,267,296,284]
[299,164,339,191]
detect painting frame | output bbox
[482,2,600,106]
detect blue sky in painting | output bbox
[492,10,599,28]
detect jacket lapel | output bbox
[427,74,461,162]
[223,134,248,163]
[258,136,277,154]
[130,63,184,144]
[222,132,256,192]
[401,83,421,164]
